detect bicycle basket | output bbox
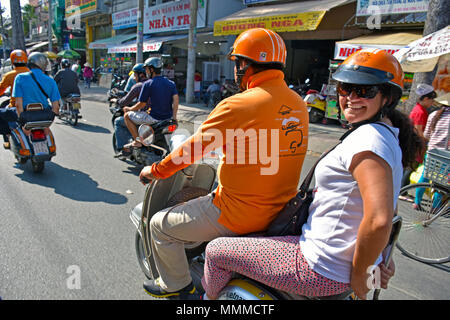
[423,149,450,187]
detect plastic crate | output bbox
[423,149,450,187]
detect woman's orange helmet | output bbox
[228,28,287,67]
[10,49,28,64]
[332,48,404,94]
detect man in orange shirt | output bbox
[0,50,29,149]
[139,28,308,298]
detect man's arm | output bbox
[118,84,141,108]
[51,100,60,116]
[172,94,179,120]
[15,97,23,115]
[0,73,12,96]
[124,101,147,113]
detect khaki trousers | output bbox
[149,193,238,292]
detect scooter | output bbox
[130,160,402,300]
[111,74,127,91]
[304,89,326,123]
[59,94,81,126]
[221,81,239,100]
[108,88,131,154]
[117,118,183,167]
[289,78,312,98]
[7,105,56,173]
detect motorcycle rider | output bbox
[12,52,60,121]
[122,57,179,151]
[54,59,81,113]
[138,28,308,298]
[0,50,30,149]
[113,63,148,157]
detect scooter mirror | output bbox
[138,124,154,146]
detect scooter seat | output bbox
[23,120,53,130]
[65,94,81,102]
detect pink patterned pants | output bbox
[201,236,350,299]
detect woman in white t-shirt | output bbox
[199,49,424,300]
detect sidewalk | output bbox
[80,85,344,155]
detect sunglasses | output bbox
[337,83,381,99]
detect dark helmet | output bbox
[132,63,146,74]
[144,57,163,69]
[332,48,404,126]
[61,59,70,68]
[332,48,404,96]
[28,52,49,71]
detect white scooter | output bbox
[130,144,402,300]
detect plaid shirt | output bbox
[424,107,450,151]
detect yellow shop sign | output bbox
[214,11,326,36]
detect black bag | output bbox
[265,145,335,236]
[19,108,55,126]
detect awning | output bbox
[26,39,58,54]
[88,33,137,50]
[107,34,188,54]
[394,26,450,73]
[334,31,423,60]
[214,0,354,36]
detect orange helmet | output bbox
[332,48,404,94]
[228,28,287,67]
[10,49,28,64]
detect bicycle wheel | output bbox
[396,183,449,264]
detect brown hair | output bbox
[381,84,426,170]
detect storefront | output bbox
[65,0,111,67]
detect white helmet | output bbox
[28,52,49,71]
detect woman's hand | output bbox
[380,259,395,289]
[350,271,370,300]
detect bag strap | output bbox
[297,140,341,198]
[30,72,50,100]
[297,122,397,198]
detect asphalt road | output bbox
[0,97,448,300]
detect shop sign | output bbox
[144,0,207,34]
[334,43,404,60]
[356,0,429,16]
[108,41,163,54]
[65,0,97,17]
[214,11,326,36]
[113,8,138,30]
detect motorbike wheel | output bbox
[309,109,324,123]
[31,159,44,173]
[69,108,78,126]
[112,133,119,154]
[135,231,154,280]
[15,155,27,164]
[165,187,210,259]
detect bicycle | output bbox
[396,149,449,264]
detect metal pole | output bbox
[0,7,7,61]
[48,0,53,51]
[186,0,198,104]
[137,0,144,63]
